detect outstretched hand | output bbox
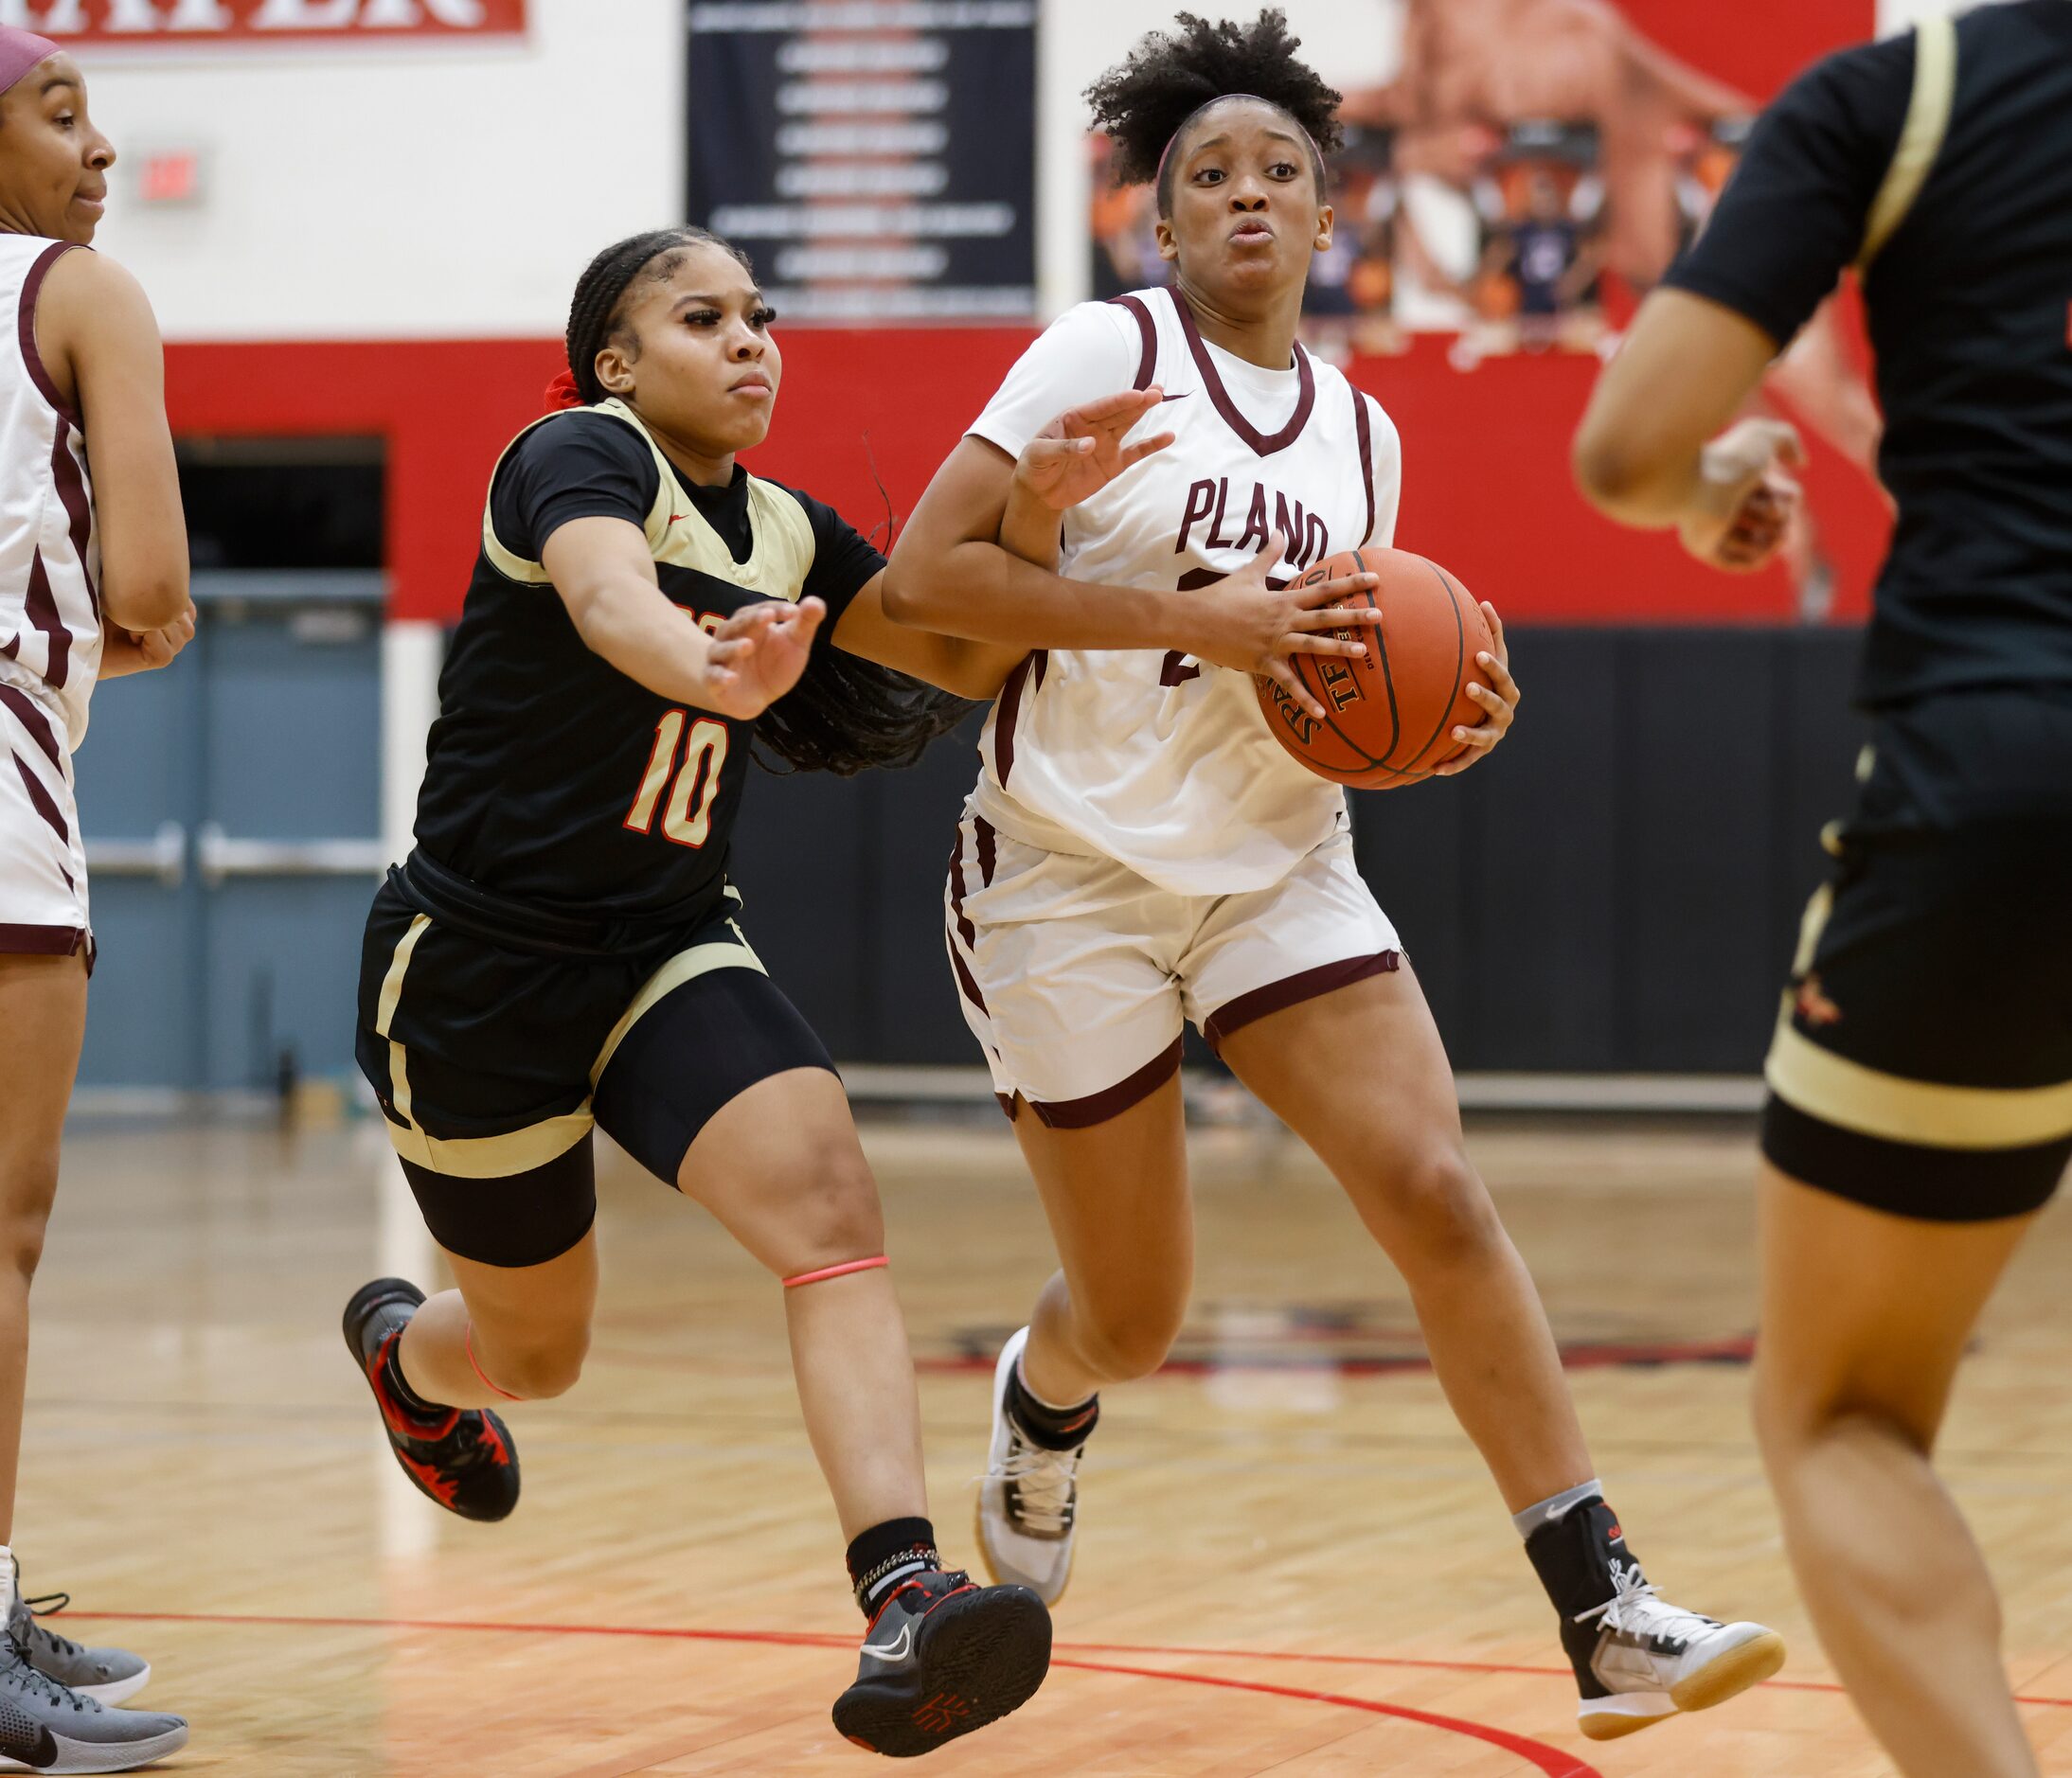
[696,598,824,720]
[1014,387,1177,512]
[1678,418,1805,574]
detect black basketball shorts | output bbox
[356,870,835,1268]
[1760,688,2072,1222]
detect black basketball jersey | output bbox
[413,400,881,927]
[1665,2,2072,710]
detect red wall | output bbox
[166,322,1888,628]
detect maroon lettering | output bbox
[1206,477,1236,549]
[1236,483,1270,554]
[1303,514,1330,569]
[1176,478,1217,555]
[1274,492,1306,563]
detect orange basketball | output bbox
[1255,547,1496,791]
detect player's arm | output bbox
[1572,288,1803,572]
[41,250,190,634]
[543,516,821,719]
[831,573,1026,700]
[884,402,1381,708]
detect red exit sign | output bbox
[7,1,527,41]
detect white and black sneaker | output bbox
[0,1637,187,1774]
[1527,1498,1785,1741]
[975,1328,1092,1606]
[831,1569,1050,1757]
[8,1593,150,1710]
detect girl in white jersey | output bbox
[0,27,193,1771]
[887,9,1783,1744]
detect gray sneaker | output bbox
[9,1594,150,1707]
[0,1639,185,1774]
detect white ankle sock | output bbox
[1511,1478,1603,1539]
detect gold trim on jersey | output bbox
[590,919,765,1087]
[1767,1005,2072,1151]
[480,399,815,603]
[1858,14,1956,269]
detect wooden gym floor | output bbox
[23,1111,2072,1776]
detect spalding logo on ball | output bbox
[1256,546,1495,789]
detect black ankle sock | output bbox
[1007,1361,1099,1452]
[380,1331,447,1422]
[1525,1496,1643,1619]
[847,1517,940,1618]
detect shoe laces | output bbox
[1574,1563,1720,1645]
[996,1425,1079,1537]
[0,1638,94,1714]
[16,1593,81,1660]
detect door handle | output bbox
[195,823,387,888]
[83,821,186,889]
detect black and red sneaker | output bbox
[343,1277,520,1523]
[832,1569,1049,1758]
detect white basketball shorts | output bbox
[0,679,90,965]
[944,805,1402,1126]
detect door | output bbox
[75,571,385,1094]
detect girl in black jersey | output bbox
[340,227,1048,1758]
[1578,9,2072,1772]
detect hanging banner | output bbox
[8,1,527,43]
[687,1,1036,323]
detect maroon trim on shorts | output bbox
[0,685,62,772]
[973,813,997,887]
[22,550,67,689]
[18,242,83,428]
[1026,1036,1184,1130]
[1203,951,1402,1057]
[991,650,1045,788]
[0,635,15,660]
[995,1091,1017,1122]
[12,750,69,847]
[1109,293,1159,391]
[0,922,85,958]
[1171,286,1314,457]
[946,827,978,951]
[948,940,989,1018]
[1352,386,1377,545]
[50,417,98,619]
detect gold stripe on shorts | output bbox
[375,909,595,1179]
[590,922,766,1087]
[1766,1000,2072,1151]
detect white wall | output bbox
[82,0,1401,340]
[87,0,684,340]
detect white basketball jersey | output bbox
[965,286,1401,897]
[0,237,100,750]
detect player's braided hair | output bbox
[562,228,974,776]
[564,227,753,405]
[1087,9,1343,217]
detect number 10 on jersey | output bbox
[624,709,728,848]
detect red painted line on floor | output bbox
[1051,1657,1602,1778]
[53,1608,2072,1718]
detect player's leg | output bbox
[943,809,1195,1605]
[593,960,1049,1757]
[343,1145,597,1524]
[1751,694,2072,1776]
[0,952,86,1548]
[1196,834,1781,1739]
[1217,963,1588,1508]
[1754,1165,2041,1778]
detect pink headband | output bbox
[1152,93,1322,196]
[0,27,62,99]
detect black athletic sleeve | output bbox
[1662,34,1914,348]
[774,482,887,639]
[490,413,663,563]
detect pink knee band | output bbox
[465,1323,527,1402]
[782,1255,889,1289]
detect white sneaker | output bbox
[974,1328,1088,1607]
[1571,1559,1787,1741]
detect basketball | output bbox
[1255,547,1496,789]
